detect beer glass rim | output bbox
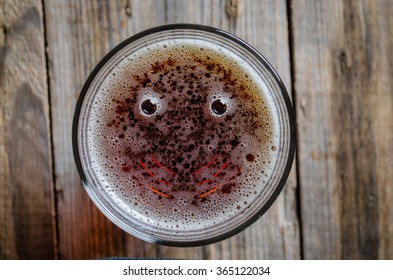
[72,23,296,247]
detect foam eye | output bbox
[211,99,227,115]
[141,99,157,115]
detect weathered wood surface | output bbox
[1,0,392,260]
[292,0,393,259]
[0,0,56,259]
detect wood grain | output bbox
[291,0,393,259]
[0,0,56,259]
[45,0,299,259]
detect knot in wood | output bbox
[225,0,242,17]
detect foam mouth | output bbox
[131,153,241,203]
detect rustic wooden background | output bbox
[1,0,392,260]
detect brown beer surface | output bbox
[86,39,279,230]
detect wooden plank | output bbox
[46,0,299,259]
[44,0,158,260]
[292,0,393,259]
[198,0,300,260]
[0,0,56,259]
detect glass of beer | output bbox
[73,24,295,246]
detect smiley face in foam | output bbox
[74,26,294,245]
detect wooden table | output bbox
[1,0,392,260]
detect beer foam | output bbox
[84,38,281,232]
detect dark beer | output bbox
[74,25,294,245]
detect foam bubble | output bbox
[135,88,167,118]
